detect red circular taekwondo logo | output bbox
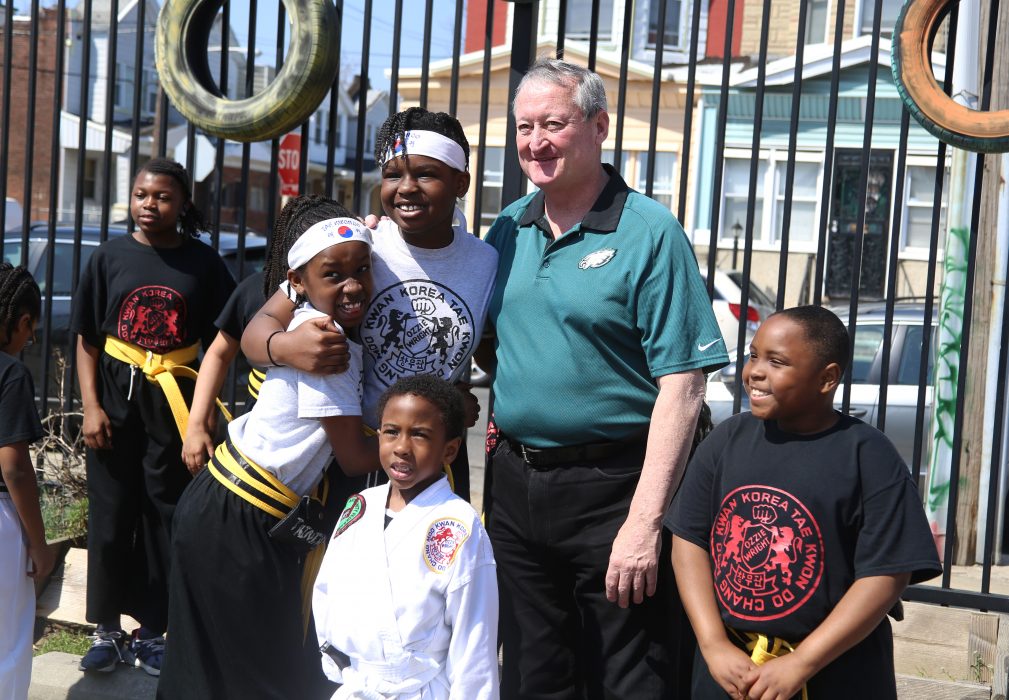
[710,486,824,622]
[118,286,187,351]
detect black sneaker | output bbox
[78,629,129,673]
[130,633,165,677]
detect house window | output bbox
[720,158,766,241]
[564,0,614,41]
[805,0,829,44]
[478,147,504,230]
[365,125,374,154]
[773,161,820,243]
[648,0,683,49]
[637,151,677,210]
[904,164,949,250]
[860,0,902,37]
[83,158,98,200]
[314,110,326,144]
[601,149,633,181]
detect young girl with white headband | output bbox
[242,108,498,502]
[158,206,380,700]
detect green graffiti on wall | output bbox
[926,226,969,524]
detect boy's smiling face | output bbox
[742,314,841,434]
[379,393,461,510]
[288,241,373,328]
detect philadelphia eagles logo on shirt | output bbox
[361,279,474,387]
[710,485,824,622]
[578,248,617,269]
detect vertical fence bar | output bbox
[471,0,497,233]
[39,0,67,415]
[704,0,738,298]
[611,0,633,167]
[99,0,119,242]
[419,0,433,109]
[876,110,912,434]
[773,0,809,311]
[812,0,847,305]
[644,0,668,200]
[19,0,41,260]
[500,0,537,209]
[0,0,14,241]
[729,0,771,414]
[266,1,286,233]
[157,91,169,157]
[556,0,567,58]
[587,0,600,71]
[676,0,703,226]
[325,0,344,199]
[128,0,146,191]
[840,0,886,413]
[352,0,373,212]
[448,0,463,115]
[389,0,403,115]
[210,1,230,246]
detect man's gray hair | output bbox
[514,58,608,119]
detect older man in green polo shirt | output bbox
[479,59,729,699]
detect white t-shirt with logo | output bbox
[359,219,498,427]
[228,303,364,496]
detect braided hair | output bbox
[0,262,41,343]
[262,194,355,300]
[136,158,205,238]
[373,107,470,170]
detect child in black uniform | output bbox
[0,263,56,698]
[71,159,236,675]
[667,306,941,700]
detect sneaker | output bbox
[78,629,129,673]
[130,633,165,677]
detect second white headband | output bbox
[288,218,373,270]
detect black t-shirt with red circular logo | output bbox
[71,234,236,353]
[667,411,941,643]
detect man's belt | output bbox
[103,336,232,440]
[506,436,639,468]
[248,367,266,400]
[728,628,809,700]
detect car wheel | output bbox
[156,0,340,142]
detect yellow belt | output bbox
[207,438,328,640]
[103,336,232,439]
[730,628,809,700]
[248,367,266,400]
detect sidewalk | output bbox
[32,547,1003,699]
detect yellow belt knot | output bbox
[732,629,809,700]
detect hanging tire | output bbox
[156,0,339,143]
[891,0,1009,153]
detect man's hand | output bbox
[275,317,350,374]
[702,639,759,700]
[605,519,661,607]
[82,404,113,450]
[455,382,480,428]
[746,653,812,700]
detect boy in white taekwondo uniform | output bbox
[314,375,499,700]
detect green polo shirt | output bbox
[485,165,728,448]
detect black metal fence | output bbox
[1,0,1007,613]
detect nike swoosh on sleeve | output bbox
[697,339,721,351]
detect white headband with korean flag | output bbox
[381,130,468,172]
[288,217,373,269]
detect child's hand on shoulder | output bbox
[27,540,58,580]
[182,426,215,475]
[703,638,758,699]
[746,652,814,700]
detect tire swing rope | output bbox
[155,0,340,143]
[891,0,1009,154]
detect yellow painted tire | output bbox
[892,0,1009,153]
[156,0,339,143]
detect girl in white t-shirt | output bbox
[158,202,380,700]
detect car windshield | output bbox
[727,271,774,307]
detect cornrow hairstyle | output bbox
[0,261,41,343]
[376,374,465,440]
[771,305,851,372]
[373,106,470,170]
[262,194,356,302]
[136,158,205,238]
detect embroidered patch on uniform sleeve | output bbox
[423,518,471,573]
[332,494,366,539]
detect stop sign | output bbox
[278,133,301,197]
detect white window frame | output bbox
[646,0,688,52]
[717,148,823,253]
[635,150,678,211]
[476,146,505,231]
[899,155,950,260]
[564,0,616,42]
[804,0,830,45]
